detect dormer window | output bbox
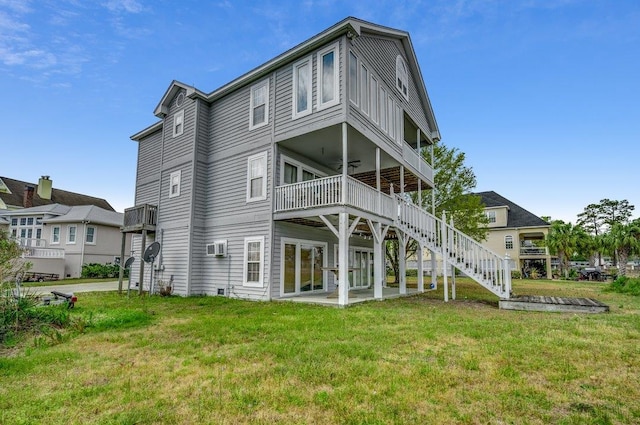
[486,211,496,223]
[396,55,409,100]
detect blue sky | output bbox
[1,0,638,224]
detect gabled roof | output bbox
[0,177,114,211]
[143,17,440,141]
[42,205,123,227]
[0,204,71,217]
[476,191,550,228]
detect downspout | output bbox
[267,71,276,301]
[80,221,87,278]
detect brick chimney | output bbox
[37,175,52,200]
[23,185,35,208]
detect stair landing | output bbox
[500,295,609,313]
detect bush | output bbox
[1,288,71,345]
[604,276,640,296]
[511,270,522,279]
[81,263,126,279]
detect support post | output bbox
[118,232,126,294]
[451,264,456,300]
[441,211,448,302]
[138,230,146,296]
[373,222,383,300]
[417,244,424,292]
[398,232,406,295]
[504,254,512,299]
[338,212,349,306]
[431,250,437,290]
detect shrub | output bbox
[81,263,127,279]
[511,270,522,279]
[604,276,640,296]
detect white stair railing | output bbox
[395,196,511,299]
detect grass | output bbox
[1,278,639,424]
[18,277,119,288]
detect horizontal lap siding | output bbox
[197,222,271,301]
[136,130,162,181]
[164,93,195,162]
[354,35,431,135]
[135,180,159,207]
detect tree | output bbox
[546,220,579,278]
[599,199,635,228]
[386,142,488,282]
[574,225,600,267]
[0,231,30,284]
[602,221,640,277]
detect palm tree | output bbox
[603,222,640,277]
[546,221,579,278]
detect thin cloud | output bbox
[103,0,144,14]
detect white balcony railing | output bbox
[274,175,395,218]
[23,247,65,259]
[402,143,433,183]
[520,247,548,256]
[13,238,47,248]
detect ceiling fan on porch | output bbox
[335,159,361,173]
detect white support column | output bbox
[338,212,349,306]
[431,250,437,290]
[441,211,448,302]
[398,232,406,295]
[451,264,456,300]
[400,165,405,196]
[417,244,424,292]
[341,122,348,204]
[372,222,383,299]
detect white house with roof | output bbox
[0,204,131,280]
[123,17,512,305]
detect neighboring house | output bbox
[0,204,130,279]
[476,191,552,278]
[125,17,512,305]
[0,176,114,211]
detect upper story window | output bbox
[379,87,387,132]
[169,170,181,198]
[292,56,312,119]
[250,79,269,129]
[67,225,77,244]
[370,76,378,123]
[86,226,96,244]
[11,218,17,226]
[317,42,339,110]
[247,152,267,202]
[505,235,514,250]
[51,226,60,244]
[348,51,358,105]
[486,211,496,223]
[282,157,324,184]
[360,64,369,116]
[396,55,409,100]
[173,110,184,137]
[20,218,26,226]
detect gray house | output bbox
[125,17,512,305]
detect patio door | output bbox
[334,247,373,289]
[282,239,326,296]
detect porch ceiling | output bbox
[277,123,422,193]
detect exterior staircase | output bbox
[395,196,512,299]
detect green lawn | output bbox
[1,278,639,424]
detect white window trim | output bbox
[249,79,269,130]
[360,64,369,116]
[246,151,267,202]
[280,237,328,297]
[348,51,358,106]
[292,55,313,119]
[280,155,326,185]
[505,235,514,250]
[243,236,265,287]
[370,75,378,124]
[86,226,97,245]
[51,226,60,245]
[316,42,340,111]
[486,210,497,223]
[169,170,181,198]
[67,225,77,244]
[380,87,387,132]
[173,109,184,137]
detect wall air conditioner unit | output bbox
[206,240,227,257]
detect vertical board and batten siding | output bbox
[273,37,345,141]
[353,35,432,135]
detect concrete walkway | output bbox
[25,281,120,296]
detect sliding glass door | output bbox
[282,239,326,296]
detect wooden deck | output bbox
[500,295,609,313]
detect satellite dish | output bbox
[124,256,135,269]
[143,242,161,263]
